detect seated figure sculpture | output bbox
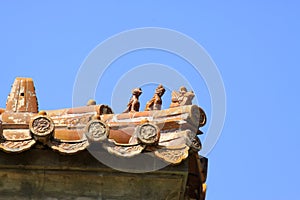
[170,86,195,108]
[145,84,165,111]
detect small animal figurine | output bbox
[123,88,142,113]
[145,84,165,111]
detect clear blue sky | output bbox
[1,1,299,199]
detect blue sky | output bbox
[1,1,299,199]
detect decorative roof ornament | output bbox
[145,84,165,111]
[123,87,142,113]
[170,86,195,108]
